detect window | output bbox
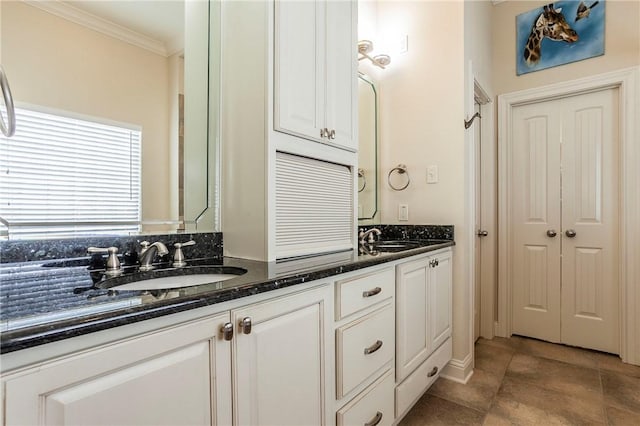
[0,106,141,239]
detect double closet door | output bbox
[511,87,619,354]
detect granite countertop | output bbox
[0,239,454,354]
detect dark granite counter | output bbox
[1,237,453,354]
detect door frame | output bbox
[497,67,640,365]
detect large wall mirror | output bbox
[0,0,220,239]
[357,74,378,221]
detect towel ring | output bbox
[388,164,410,191]
[358,168,367,192]
[0,66,16,138]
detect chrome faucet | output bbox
[359,228,381,244]
[138,241,169,271]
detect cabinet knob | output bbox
[240,317,252,334]
[221,322,234,341]
[363,340,383,355]
[477,230,488,237]
[429,259,439,268]
[565,229,577,238]
[427,366,439,377]
[329,129,336,140]
[547,229,557,238]
[364,411,383,426]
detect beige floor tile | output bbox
[601,371,640,414]
[474,343,514,380]
[514,336,600,369]
[399,394,485,426]
[605,406,640,425]
[476,337,520,353]
[484,376,606,425]
[505,353,602,402]
[593,352,640,379]
[427,369,501,412]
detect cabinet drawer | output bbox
[336,268,394,319]
[337,304,394,398]
[337,370,394,426]
[395,337,452,419]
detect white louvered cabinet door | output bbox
[275,152,353,259]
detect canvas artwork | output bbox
[517,1,605,75]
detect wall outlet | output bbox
[427,165,439,183]
[398,204,409,221]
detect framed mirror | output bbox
[357,73,378,221]
[0,0,219,239]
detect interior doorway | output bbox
[472,81,493,342]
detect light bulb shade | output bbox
[374,54,391,67]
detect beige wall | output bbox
[375,1,468,374]
[0,2,173,226]
[492,0,640,95]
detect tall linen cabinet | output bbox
[221,0,358,262]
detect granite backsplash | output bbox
[0,233,223,264]
[358,224,454,241]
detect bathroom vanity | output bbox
[0,239,453,426]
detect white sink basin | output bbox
[110,271,244,291]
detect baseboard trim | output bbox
[440,353,474,384]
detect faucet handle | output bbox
[139,241,150,254]
[87,247,121,276]
[173,240,196,268]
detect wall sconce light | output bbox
[358,40,391,69]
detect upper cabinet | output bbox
[274,0,357,151]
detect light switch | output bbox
[427,165,439,183]
[398,204,409,221]
[399,35,408,54]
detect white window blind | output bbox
[276,152,353,259]
[0,106,141,239]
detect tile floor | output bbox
[399,336,640,425]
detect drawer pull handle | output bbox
[427,366,439,377]
[364,340,383,355]
[362,287,382,298]
[364,411,383,426]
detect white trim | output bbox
[441,353,474,384]
[497,67,640,365]
[23,0,169,57]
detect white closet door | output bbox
[560,88,619,353]
[511,100,562,343]
[511,88,620,353]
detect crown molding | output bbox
[492,0,507,5]
[23,0,168,57]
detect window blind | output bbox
[0,106,141,239]
[276,152,353,259]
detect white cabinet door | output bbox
[274,0,356,150]
[428,250,452,351]
[233,285,329,426]
[395,250,453,382]
[395,257,430,382]
[4,313,232,426]
[274,0,324,142]
[324,0,357,150]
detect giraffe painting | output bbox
[523,4,578,66]
[516,1,605,75]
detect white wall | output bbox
[374,1,469,380]
[0,2,173,228]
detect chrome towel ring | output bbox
[0,65,16,137]
[388,164,410,191]
[358,168,367,192]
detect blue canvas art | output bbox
[517,1,605,75]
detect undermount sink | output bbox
[371,241,421,252]
[104,266,247,291]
